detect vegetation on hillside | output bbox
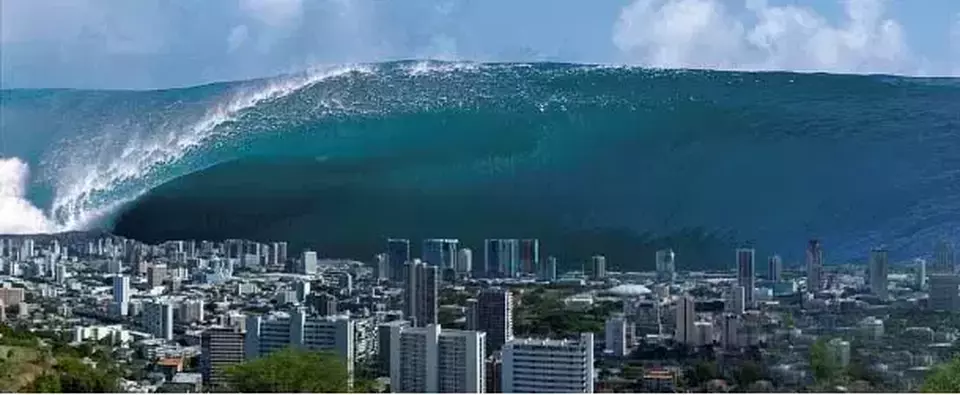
[921,357,960,393]
[0,324,122,393]
[225,347,376,393]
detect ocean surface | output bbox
[1,61,959,269]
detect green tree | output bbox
[684,360,718,389]
[733,360,765,388]
[921,357,960,393]
[810,338,838,384]
[225,348,352,392]
[55,356,121,393]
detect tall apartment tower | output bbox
[806,240,824,293]
[935,240,956,274]
[387,239,411,283]
[143,299,175,341]
[519,239,540,275]
[467,287,514,356]
[604,314,629,357]
[200,327,245,390]
[390,324,485,393]
[767,255,783,282]
[456,248,473,276]
[404,260,439,327]
[589,255,607,280]
[538,256,558,282]
[655,249,676,283]
[244,310,355,379]
[422,239,459,270]
[501,333,595,393]
[736,248,755,306]
[869,248,889,299]
[112,275,130,317]
[675,295,696,345]
[300,250,318,275]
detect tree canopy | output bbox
[809,338,838,384]
[225,348,352,393]
[921,357,960,393]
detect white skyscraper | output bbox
[456,248,473,275]
[675,295,696,345]
[868,248,889,299]
[112,275,130,316]
[502,333,595,393]
[655,249,676,283]
[390,324,485,393]
[915,258,927,289]
[301,250,318,275]
[604,314,628,357]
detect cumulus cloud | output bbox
[613,0,917,75]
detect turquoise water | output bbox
[2,61,959,269]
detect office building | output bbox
[484,239,520,278]
[422,239,459,270]
[0,284,24,308]
[675,295,696,345]
[295,280,311,303]
[244,310,355,378]
[519,239,540,275]
[935,240,955,273]
[695,321,714,347]
[767,255,782,282]
[112,275,130,316]
[300,250,318,275]
[148,263,168,288]
[806,240,824,292]
[720,313,742,350]
[467,287,514,356]
[177,300,205,324]
[736,248,755,306]
[390,324,485,393]
[928,273,960,311]
[604,314,628,357]
[388,239,411,283]
[655,249,676,283]
[375,253,389,281]
[726,285,745,314]
[404,260,439,327]
[143,299,175,341]
[501,333,595,393]
[309,292,338,316]
[916,258,927,289]
[589,255,607,280]
[538,256,558,282]
[200,327,245,389]
[456,248,473,276]
[869,248,889,299]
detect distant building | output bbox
[390,324,485,393]
[726,285,745,314]
[604,314,628,357]
[112,276,130,316]
[869,248,889,299]
[915,258,927,289]
[0,283,24,308]
[404,260,439,327]
[806,240,824,292]
[467,288,514,356]
[148,264,168,287]
[935,240,955,273]
[736,248,755,306]
[589,255,607,280]
[456,248,473,276]
[928,273,960,311]
[377,320,410,377]
[422,239,459,270]
[767,255,782,282]
[538,256,558,282]
[655,249,676,283]
[484,239,520,278]
[675,295,696,345]
[244,310,355,379]
[300,250,318,275]
[519,239,540,275]
[827,338,851,367]
[501,333,595,393]
[387,239,411,283]
[720,314,741,350]
[374,253,389,281]
[143,299,175,341]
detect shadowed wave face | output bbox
[3,61,960,268]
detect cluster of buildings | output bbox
[1,234,960,392]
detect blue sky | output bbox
[1,0,958,89]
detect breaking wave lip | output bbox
[5,64,384,234]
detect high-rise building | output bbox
[200,327,245,390]
[726,285,745,314]
[467,288,514,356]
[177,299,205,324]
[374,253,389,281]
[484,239,520,278]
[112,276,130,316]
[404,260,439,327]
[147,263,168,288]
[456,248,473,276]
[736,248,755,306]
[309,292,338,316]
[538,256,558,282]
[928,273,960,311]
[245,310,355,379]
[767,255,782,282]
[390,324,485,393]
[868,248,889,299]
[377,320,410,377]
[275,242,288,265]
[589,255,607,280]
[915,258,927,289]
[501,333,595,393]
[0,284,24,308]
[806,240,824,293]
[675,295,696,345]
[422,239,459,270]
[295,280,311,303]
[388,239,411,283]
[935,240,955,274]
[143,299,175,340]
[300,250,318,275]
[720,313,742,350]
[519,239,540,275]
[605,314,628,357]
[655,249,676,283]
[827,338,851,368]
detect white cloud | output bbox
[227,25,250,52]
[613,0,917,75]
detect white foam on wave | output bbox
[16,64,371,233]
[0,157,54,234]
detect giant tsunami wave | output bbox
[2,61,959,269]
